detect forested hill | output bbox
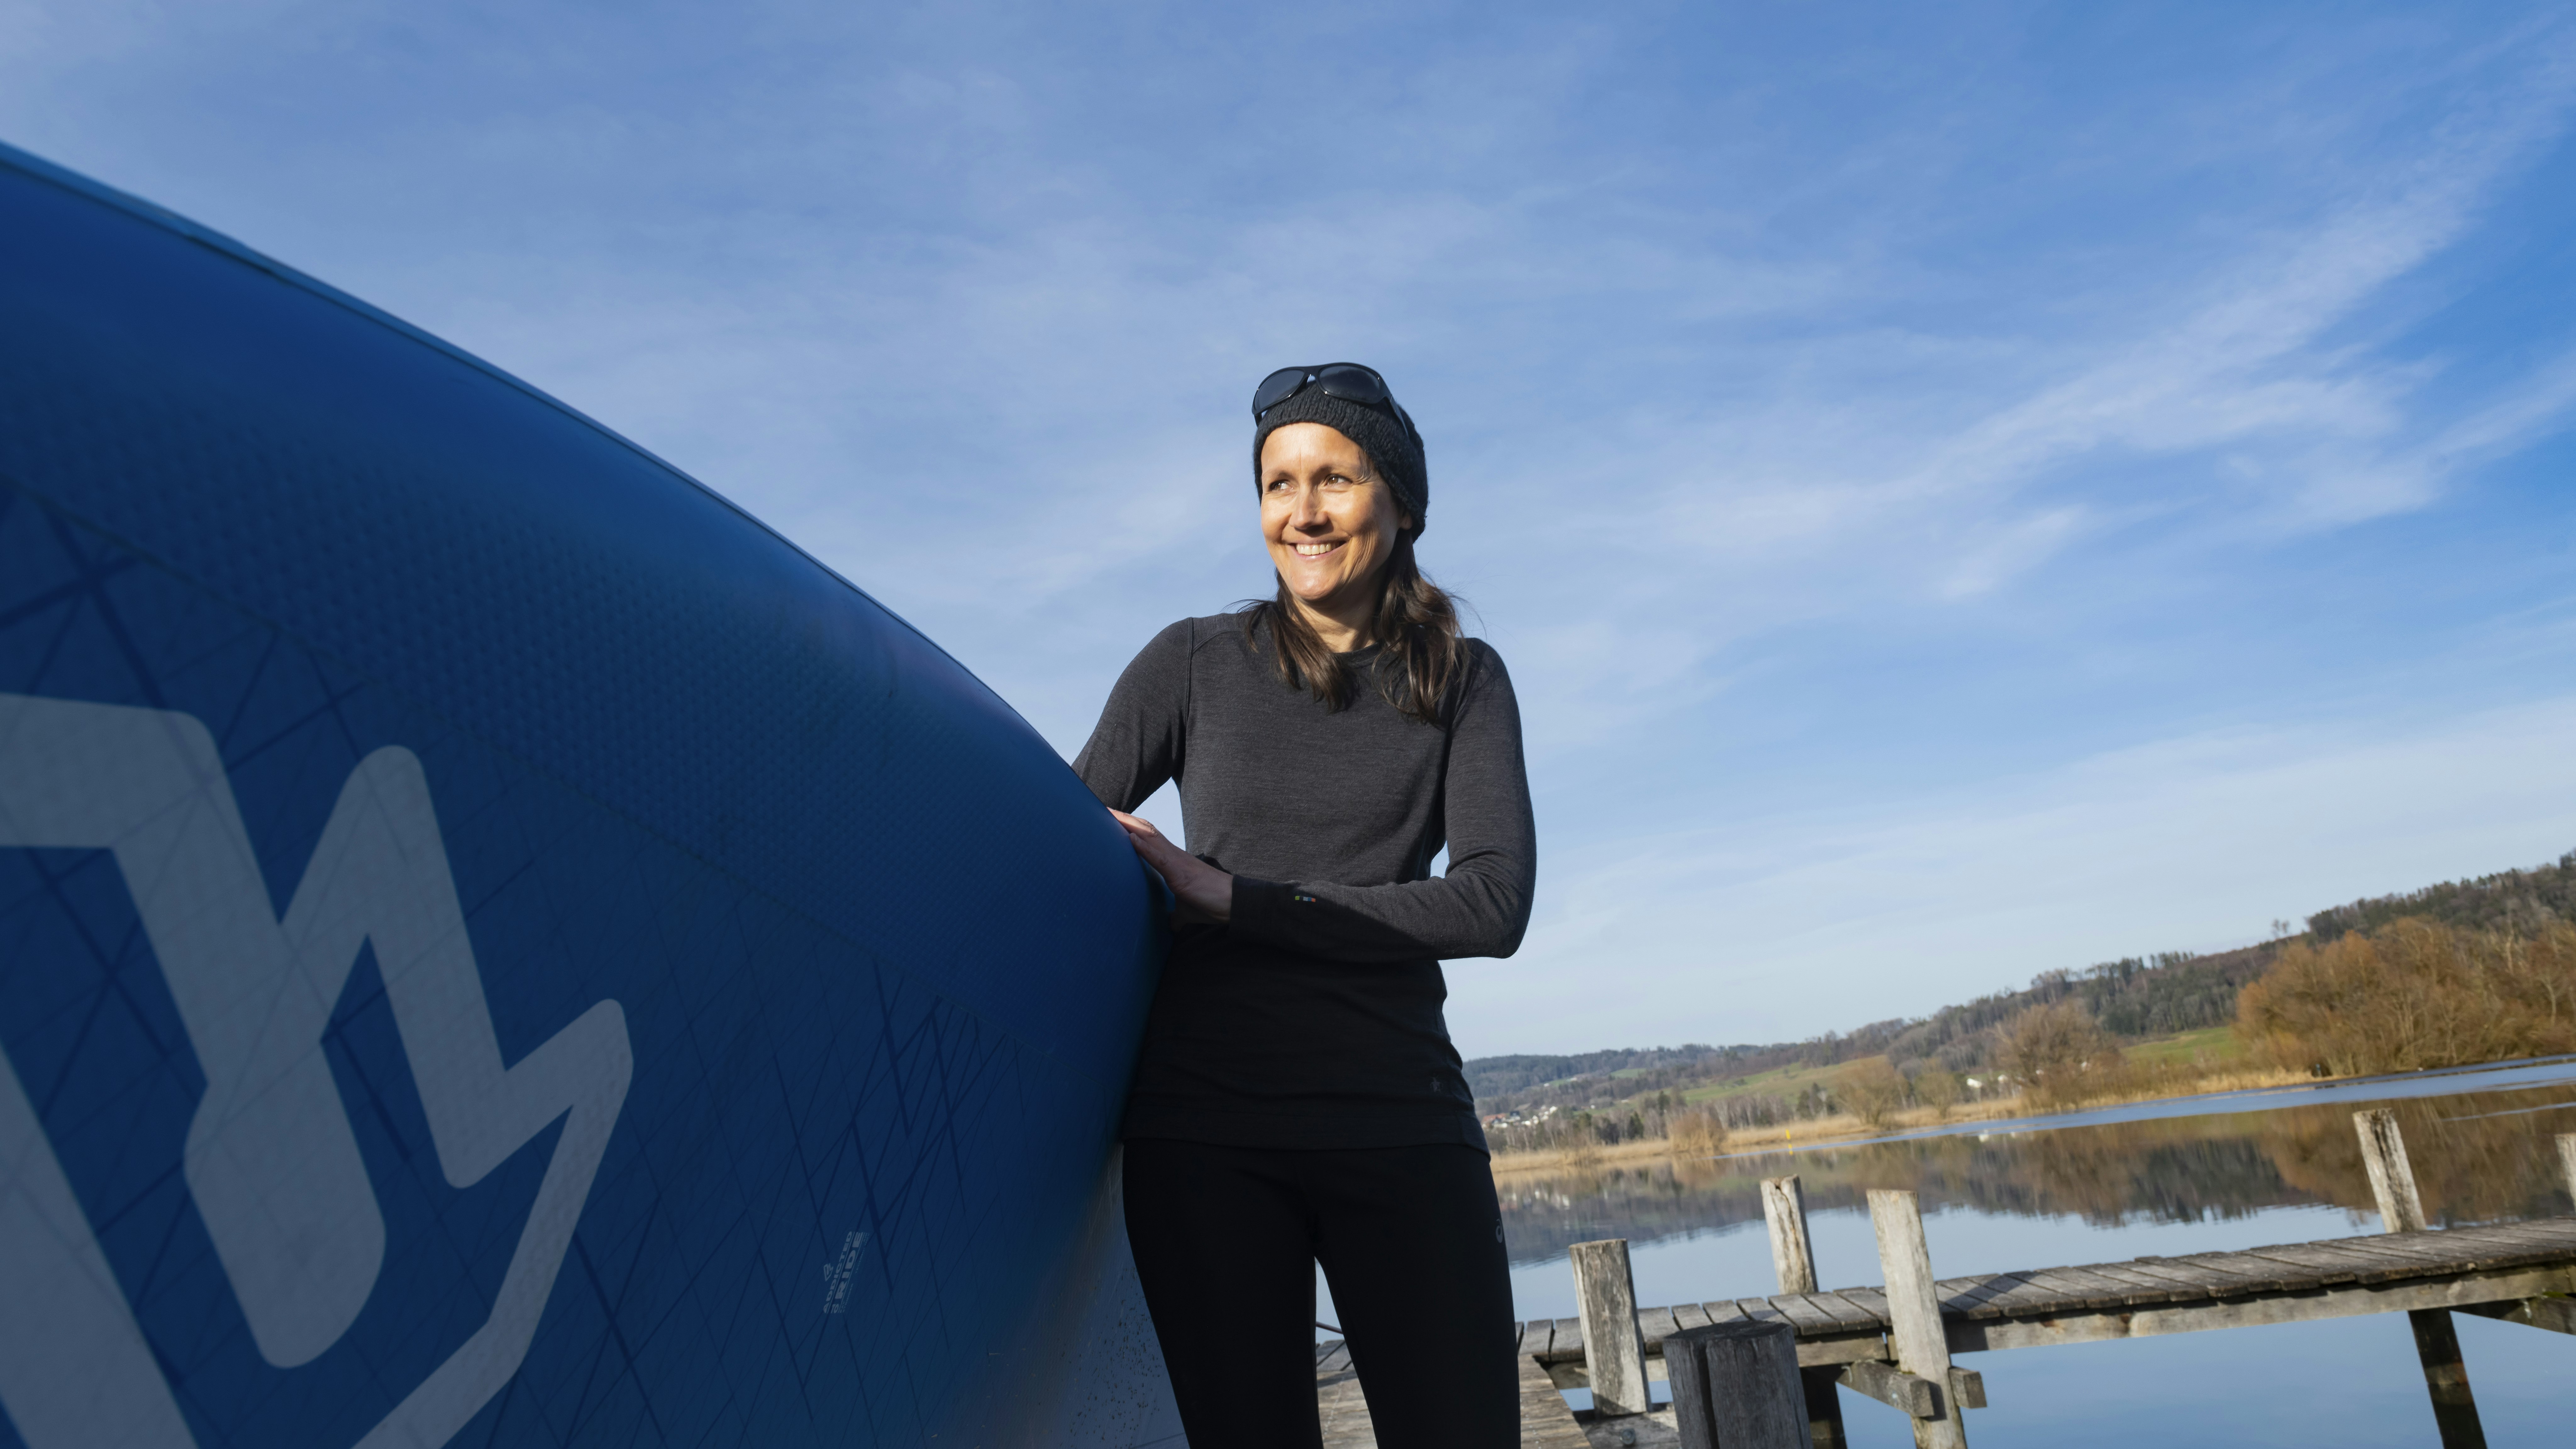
[1466,847,2572,1109]
[1465,1046,1729,1097]
[1461,945,2271,1102]
[2308,851,2575,942]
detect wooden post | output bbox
[1799,1366,1853,1449]
[2353,1109,2486,1449]
[1763,1176,1848,1447]
[2355,1108,2426,1232]
[1763,1175,1818,1293]
[1668,1319,1806,1449]
[1569,1238,1651,1418]
[2556,1133,2576,1204]
[1868,1190,1968,1449]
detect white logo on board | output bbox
[0,692,633,1449]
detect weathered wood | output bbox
[2139,1251,2299,1293]
[1831,1286,1890,1322]
[1764,1175,1819,1294]
[1945,1263,2576,1353]
[1636,1304,1683,1346]
[1523,1217,2576,1375]
[1798,1363,1852,1449]
[2559,1134,2576,1203]
[2094,1257,2274,1296]
[1669,1319,1807,1449]
[2458,1294,2576,1336]
[1570,1238,1652,1418]
[1801,1292,1891,1332]
[2356,1108,2428,1233]
[1766,1294,1851,1336]
[1517,1352,1594,1449]
[1518,1321,1552,1356]
[1316,1340,1372,1449]
[2356,1111,2486,1447]
[1835,1358,1933,1417]
[1932,1274,2035,1315]
[1868,1190,1968,1449]
[2407,1308,2487,1449]
[1795,1335,1894,1368]
[1945,1366,1986,1411]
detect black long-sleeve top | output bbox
[1074,613,1537,1150]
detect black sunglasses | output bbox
[1252,363,1420,446]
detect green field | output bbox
[1677,1058,1878,1106]
[2122,1024,2242,1067]
[1606,1031,2240,1119]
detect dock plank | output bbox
[2141,1252,2302,1293]
[1491,1214,2576,1395]
[1517,1353,1591,1449]
[1765,1294,1849,1335]
[2073,1262,2213,1300]
[1805,1290,1890,1330]
[2106,1257,2279,1296]
[1316,1340,1370,1449]
[1936,1273,2034,1316]
[1835,1286,1891,1322]
[2220,1243,2378,1284]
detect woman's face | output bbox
[1259,422,1413,619]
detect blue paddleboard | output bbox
[0,142,1178,1448]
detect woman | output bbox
[1075,363,1535,1444]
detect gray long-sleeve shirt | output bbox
[1074,613,1536,1150]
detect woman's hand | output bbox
[1110,809,1233,925]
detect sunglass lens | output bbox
[1312,364,1390,407]
[1252,367,1310,417]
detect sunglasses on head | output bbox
[1252,363,1420,446]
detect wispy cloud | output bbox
[7,2,2576,1051]
[1471,695,2576,1052]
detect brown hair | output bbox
[1237,536,1467,724]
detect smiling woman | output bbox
[1074,364,1537,1446]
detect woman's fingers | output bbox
[1110,809,1180,862]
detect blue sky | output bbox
[7,2,2575,1056]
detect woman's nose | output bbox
[1290,485,1330,527]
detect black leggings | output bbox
[1122,1138,1519,1447]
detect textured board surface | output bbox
[0,143,1176,1448]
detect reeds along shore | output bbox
[1486,913,2573,1175]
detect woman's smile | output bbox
[1259,423,1411,645]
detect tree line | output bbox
[1473,846,2576,1130]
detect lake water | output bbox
[1324,1057,2576,1445]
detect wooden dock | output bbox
[1314,1116,2576,1448]
[1514,1214,2576,1370]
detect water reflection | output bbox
[1500,1070,2576,1271]
[1426,1067,2576,1446]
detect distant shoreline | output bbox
[1487,1065,2313,1176]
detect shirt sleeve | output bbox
[1227,641,1536,963]
[1072,618,1193,811]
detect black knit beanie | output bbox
[1252,383,1430,538]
